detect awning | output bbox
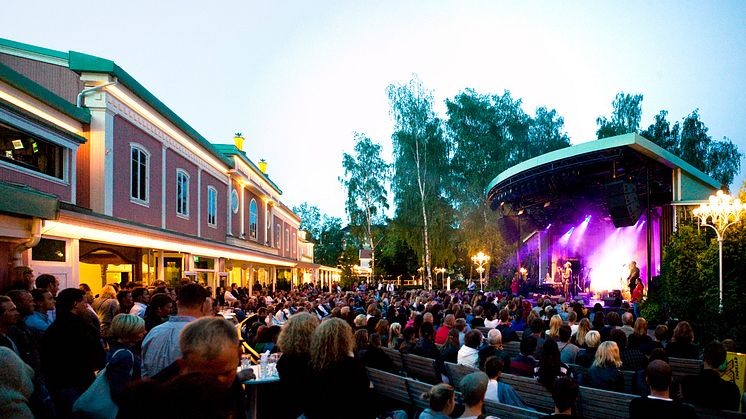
[0,181,59,219]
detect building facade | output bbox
[0,38,340,295]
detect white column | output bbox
[197,169,202,237]
[161,146,167,228]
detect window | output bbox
[176,169,189,217]
[130,145,149,204]
[32,238,66,262]
[207,186,217,227]
[276,224,282,248]
[292,232,297,256]
[0,122,65,179]
[285,228,290,251]
[249,199,258,239]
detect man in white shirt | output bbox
[128,287,150,318]
[141,284,210,378]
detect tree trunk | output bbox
[413,136,432,290]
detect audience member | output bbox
[25,289,54,342]
[681,341,741,411]
[535,339,571,390]
[509,335,538,377]
[546,377,579,418]
[105,314,145,398]
[575,330,600,368]
[141,283,210,378]
[92,284,120,343]
[128,287,150,318]
[629,360,696,418]
[440,328,461,364]
[610,329,646,372]
[276,312,318,419]
[478,328,508,371]
[582,341,624,392]
[458,372,498,419]
[666,321,699,359]
[457,329,482,369]
[419,383,456,419]
[557,325,580,365]
[143,293,173,331]
[484,356,527,408]
[435,314,455,345]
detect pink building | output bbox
[0,38,340,294]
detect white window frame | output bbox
[276,223,282,249]
[249,199,258,240]
[285,228,290,251]
[176,169,190,218]
[130,144,150,206]
[207,186,217,228]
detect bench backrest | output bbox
[503,341,521,358]
[694,407,746,419]
[366,367,410,405]
[483,398,546,419]
[669,357,702,378]
[404,376,433,411]
[498,373,555,413]
[381,346,405,372]
[576,385,635,419]
[445,362,478,392]
[402,353,442,384]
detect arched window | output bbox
[130,144,150,204]
[176,169,189,217]
[249,199,258,239]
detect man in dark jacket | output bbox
[629,360,696,418]
[41,288,105,419]
[681,341,741,411]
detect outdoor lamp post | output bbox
[471,252,490,292]
[692,190,746,313]
[434,267,446,288]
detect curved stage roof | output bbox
[485,133,719,227]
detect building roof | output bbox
[0,62,91,124]
[0,182,59,219]
[212,144,282,194]
[486,133,720,196]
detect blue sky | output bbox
[2,1,745,219]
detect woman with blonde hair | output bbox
[572,318,591,348]
[627,317,655,354]
[546,315,563,340]
[106,314,146,396]
[93,284,120,342]
[305,318,374,419]
[419,383,455,419]
[583,341,624,391]
[388,322,402,349]
[276,312,319,419]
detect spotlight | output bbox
[544,201,551,208]
[517,209,524,215]
[565,227,575,236]
[545,223,552,230]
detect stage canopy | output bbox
[485,133,720,229]
[484,133,720,290]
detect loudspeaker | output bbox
[605,181,641,228]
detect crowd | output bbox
[0,270,743,418]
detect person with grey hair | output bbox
[151,317,245,415]
[458,372,498,419]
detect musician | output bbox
[562,262,572,299]
[627,261,640,295]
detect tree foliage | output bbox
[387,76,454,289]
[445,89,571,275]
[340,133,390,278]
[292,202,345,267]
[598,92,742,188]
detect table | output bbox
[242,365,280,419]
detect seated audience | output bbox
[305,318,375,419]
[572,318,591,348]
[478,328,508,370]
[582,341,624,392]
[574,330,600,368]
[458,372,498,419]
[419,383,456,419]
[509,335,538,377]
[276,312,318,419]
[610,329,646,372]
[546,377,579,418]
[629,360,696,418]
[681,341,741,411]
[362,333,397,373]
[535,339,571,390]
[440,328,461,364]
[665,321,699,359]
[457,330,482,369]
[557,325,580,365]
[484,356,527,408]
[627,317,657,355]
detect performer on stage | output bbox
[627,261,640,295]
[562,261,572,300]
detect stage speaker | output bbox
[605,181,641,228]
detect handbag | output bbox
[73,348,134,419]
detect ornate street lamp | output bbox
[471,252,490,292]
[692,190,746,312]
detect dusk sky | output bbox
[3,1,745,219]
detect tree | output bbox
[641,108,742,187]
[293,202,322,242]
[387,76,453,290]
[597,92,742,188]
[446,89,570,278]
[340,133,389,281]
[596,92,643,139]
[315,215,345,267]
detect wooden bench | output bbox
[483,398,546,418]
[576,384,635,419]
[694,407,746,419]
[402,353,442,384]
[503,341,521,358]
[669,357,702,379]
[366,367,411,405]
[498,373,555,413]
[381,346,405,373]
[445,362,478,391]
